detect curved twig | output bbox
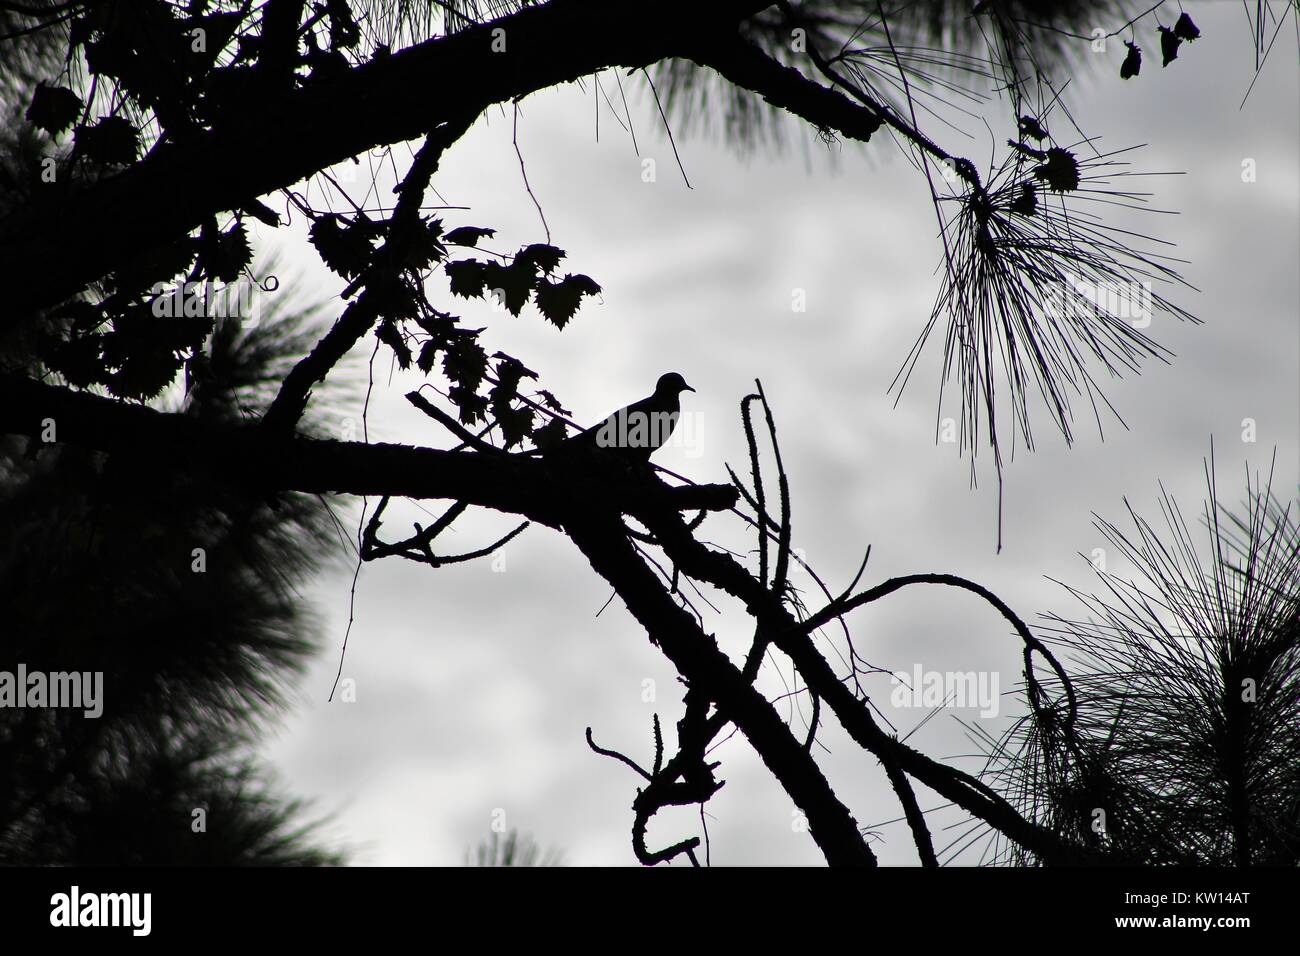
[794,571,1078,730]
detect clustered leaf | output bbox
[445,243,598,327]
[1120,41,1142,80]
[26,83,83,136]
[310,214,379,279]
[1032,148,1080,193]
[1120,13,1200,79]
[480,260,535,315]
[75,116,139,166]
[488,355,538,448]
[375,319,412,369]
[531,417,569,449]
[326,0,362,51]
[536,389,570,415]
[534,274,602,329]
[442,335,488,396]
[1174,12,1201,41]
[100,304,214,400]
[1158,27,1180,67]
[404,218,447,272]
[514,243,565,276]
[444,226,497,247]
[1017,115,1048,141]
[1009,182,1037,217]
[198,221,252,284]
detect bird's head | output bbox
[655,372,695,396]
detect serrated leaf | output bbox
[111,239,198,297]
[84,34,134,82]
[416,340,440,374]
[27,84,83,136]
[449,385,488,425]
[102,304,206,400]
[413,309,457,338]
[534,273,601,328]
[442,336,487,392]
[76,116,139,165]
[1009,182,1037,217]
[444,226,496,247]
[310,214,373,278]
[375,318,411,369]
[531,417,568,450]
[563,273,601,297]
[537,389,570,415]
[493,403,534,449]
[480,260,535,315]
[536,272,601,328]
[446,259,487,298]
[43,332,105,388]
[242,199,281,228]
[107,304,213,360]
[370,280,419,320]
[405,217,447,271]
[1033,148,1079,193]
[492,354,537,391]
[205,223,251,283]
[515,243,565,276]
[108,346,182,400]
[1017,115,1048,141]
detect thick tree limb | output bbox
[623,496,1098,864]
[0,374,735,521]
[881,757,939,867]
[260,115,476,435]
[562,506,877,866]
[683,32,883,145]
[0,1,897,331]
[0,372,872,865]
[0,0,774,323]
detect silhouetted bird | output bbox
[563,372,694,462]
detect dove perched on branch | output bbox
[560,372,695,462]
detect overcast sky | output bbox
[259,3,1299,865]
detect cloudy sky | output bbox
[258,3,1299,865]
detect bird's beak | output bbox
[684,384,695,393]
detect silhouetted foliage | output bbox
[0,290,349,864]
[0,0,1294,867]
[981,455,1300,865]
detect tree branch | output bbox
[563,506,877,866]
[0,374,735,522]
[684,31,883,145]
[261,114,477,435]
[623,495,1097,864]
[0,0,773,323]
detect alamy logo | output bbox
[0,664,103,718]
[1046,274,1153,328]
[595,410,702,457]
[890,665,1000,718]
[150,279,260,326]
[50,886,151,936]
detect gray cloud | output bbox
[264,4,1298,866]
